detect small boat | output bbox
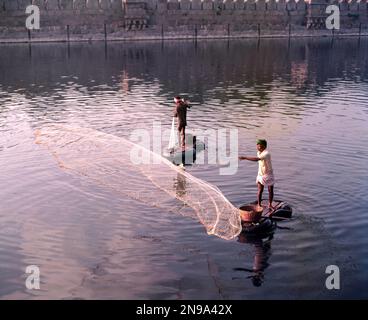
[239,200,292,235]
[241,200,293,220]
[261,200,293,220]
[163,135,205,165]
[241,217,277,235]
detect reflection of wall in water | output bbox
[0,38,366,101]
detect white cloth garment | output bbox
[256,150,275,186]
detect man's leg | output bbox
[257,182,264,207]
[177,128,181,148]
[268,185,274,209]
[181,126,186,149]
[177,125,183,149]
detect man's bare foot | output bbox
[268,204,274,211]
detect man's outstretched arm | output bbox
[184,100,191,108]
[239,156,260,161]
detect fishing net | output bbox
[167,117,178,151]
[35,125,242,240]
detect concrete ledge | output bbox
[1,29,367,44]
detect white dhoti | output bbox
[256,174,275,187]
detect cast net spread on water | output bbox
[35,125,242,240]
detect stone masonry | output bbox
[0,0,367,41]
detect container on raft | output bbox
[239,204,263,222]
[239,200,292,234]
[163,134,205,165]
[239,200,292,222]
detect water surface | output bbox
[0,38,368,299]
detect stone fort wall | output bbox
[0,0,367,41]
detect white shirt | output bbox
[257,150,273,177]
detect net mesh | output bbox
[35,124,242,240]
[168,117,178,150]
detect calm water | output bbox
[1,39,368,299]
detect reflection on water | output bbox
[0,38,368,299]
[235,233,274,288]
[174,172,187,199]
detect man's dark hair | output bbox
[175,96,182,100]
[256,139,267,148]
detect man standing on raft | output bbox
[239,139,275,209]
[174,96,191,150]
